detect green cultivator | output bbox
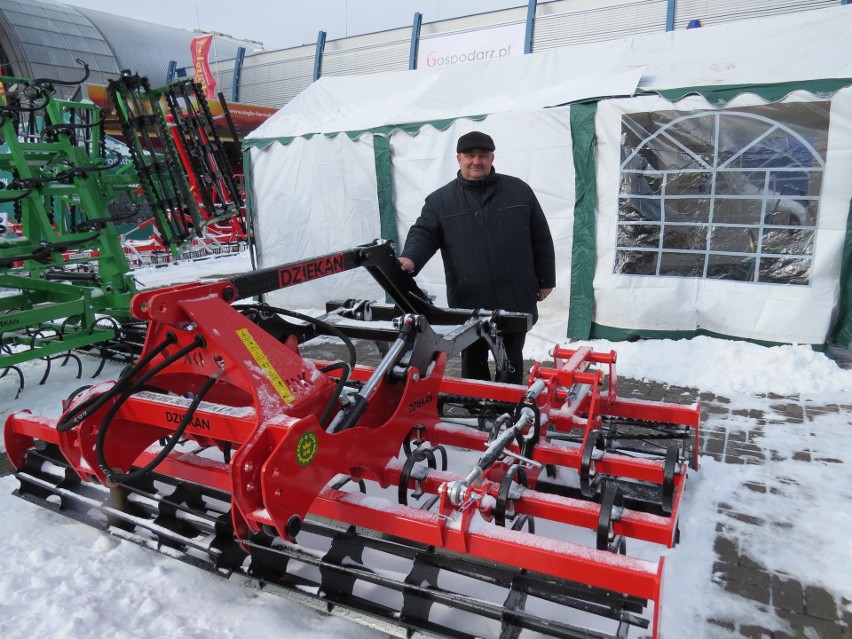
[0,61,253,395]
[0,61,140,395]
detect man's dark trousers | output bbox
[461,332,526,384]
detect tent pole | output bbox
[666,0,676,31]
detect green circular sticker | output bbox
[296,431,318,466]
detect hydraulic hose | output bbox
[56,331,178,432]
[87,334,207,481]
[317,361,351,429]
[95,358,223,484]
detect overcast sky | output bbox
[65,1,533,51]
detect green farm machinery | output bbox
[0,61,141,396]
[0,61,249,395]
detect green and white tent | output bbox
[244,4,852,348]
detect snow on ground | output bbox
[2,252,851,638]
[664,401,852,637]
[526,333,852,398]
[0,486,381,639]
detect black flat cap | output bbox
[456,131,495,153]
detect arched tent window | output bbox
[616,103,829,285]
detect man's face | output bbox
[457,150,493,180]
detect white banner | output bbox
[418,23,525,70]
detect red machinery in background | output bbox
[5,240,700,639]
[108,73,248,266]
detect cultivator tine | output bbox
[0,365,24,399]
[27,329,53,385]
[580,429,606,498]
[88,316,136,375]
[62,351,83,377]
[91,339,135,375]
[597,482,627,553]
[40,352,83,385]
[493,463,534,531]
[398,444,446,506]
[92,345,110,377]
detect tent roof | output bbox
[248,5,852,140]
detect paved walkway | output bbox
[3,340,850,638]
[619,376,851,638]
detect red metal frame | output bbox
[4,274,701,638]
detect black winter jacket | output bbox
[400,169,556,320]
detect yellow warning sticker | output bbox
[236,328,295,403]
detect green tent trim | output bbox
[648,78,852,107]
[829,197,852,347]
[242,116,487,151]
[566,102,597,340]
[372,134,396,246]
[241,145,260,271]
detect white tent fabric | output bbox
[593,89,852,344]
[253,133,387,310]
[250,64,641,140]
[246,5,852,345]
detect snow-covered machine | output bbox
[4,240,700,638]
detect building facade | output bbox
[0,0,841,105]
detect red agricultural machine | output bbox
[4,240,700,638]
[108,72,247,267]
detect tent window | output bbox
[615,102,829,285]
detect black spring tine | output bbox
[39,355,52,386]
[62,352,83,380]
[1,365,25,399]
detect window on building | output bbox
[615,102,829,285]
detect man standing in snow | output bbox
[398,131,556,384]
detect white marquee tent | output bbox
[244,4,852,348]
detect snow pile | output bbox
[526,334,852,397]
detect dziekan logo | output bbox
[425,45,513,68]
[277,253,345,288]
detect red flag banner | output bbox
[191,34,216,99]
